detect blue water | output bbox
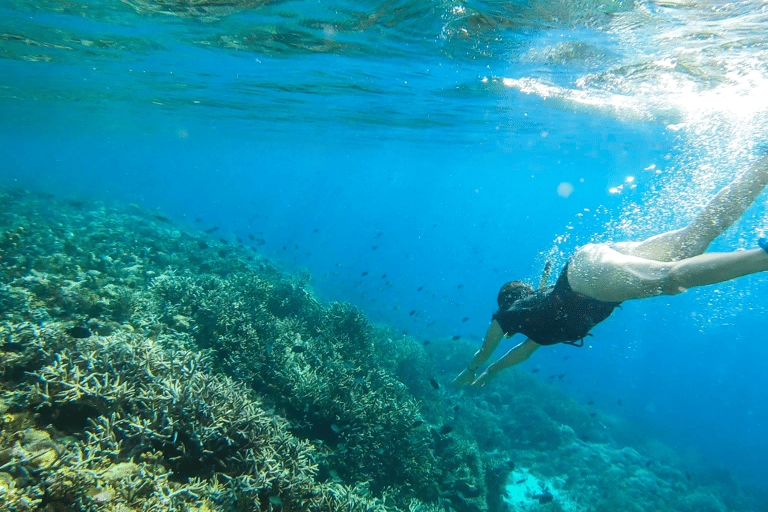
[2,0,768,492]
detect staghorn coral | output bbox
[0,322,390,512]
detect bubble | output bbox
[557,182,574,198]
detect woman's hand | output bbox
[452,368,476,387]
[470,368,497,388]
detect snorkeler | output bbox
[454,151,768,389]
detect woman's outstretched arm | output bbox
[453,320,505,386]
[471,338,541,388]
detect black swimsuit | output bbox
[492,264,621,346]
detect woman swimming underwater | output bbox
[454,151,768,389]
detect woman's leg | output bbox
[568,244,768,302]
[614,152,768,262]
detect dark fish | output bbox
[375,232,383,238]
[194,218,202,223]
[236,237,243,244]
[410,310,415,316]
[617,399,622,406]
[381,274,386,279]
[417,286,423,291]
[204,226,219,233]
[423,340,430,345]
[219,238,228,245]
[548,375,555,379]
[564,356,569,360]
[198,241,208,249]
[685,471,691,481]
[0,342,25,353]
[412,420,424,428]
[372,246,378,250]
[248,234,256,241]
[429,378,440,390]
[255,238,265,245]
[587,401,594,405]
[361,272,368,276]
[558,374,565,379]
[589,413,597,417]
[457,284,463,289]
[462,317,468,322]
[645,460,652,468]
[515,479,526,484]
[451,335,461,340]
[439,425,453,435]
[531,368,539,373]
[314,228,319,233]
[291,345,306,353]
[153,214,170,223]
[533,492,554,504]
[453,405,459,412]
[426,321,436,327]
[66,326,91,339]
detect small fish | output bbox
[429,378,440,390]
[531,368,539,373]
[412,420,424,428]
[453,405,459,412]
[558,374,565,379]
[66,326,92,339]
[685,471,691,481]
[439,425,453,435]
[587,401,594,405]
[314,228,319,233]
[372,246,378,250]
[533,492,554,504]
[0,342,25,353]
[645,460,653,468]
[361,272,368,276]
[515,479,526,484]
[548,375,555,379]
[457,284,463,289]
[426,321,436,327]
[204,226,219,234]
[248,234,256,241]
[451,335,461,340]
[330,424,341,434]
[423,340,430,346]
[462,317,468,322]
[417,286,423,291]
[381,274,386,279]
[589,413,597,417]
[617,399,623,406]
[563,356,569,360]
[375,232,383,238]
[410,310,416,316]
[291,345,306,353]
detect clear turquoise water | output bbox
[2,0,768,491]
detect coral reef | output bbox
[0,187,760,512]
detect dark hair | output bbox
[497,281,534,310]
